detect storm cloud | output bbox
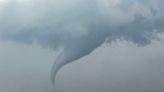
[1,0,164,46]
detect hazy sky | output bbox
[0,0,164,92]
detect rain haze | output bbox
[0,0,164,92]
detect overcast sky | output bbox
[0,0,164,92]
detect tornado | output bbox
[51,30,108,87]
[1,0,164,91]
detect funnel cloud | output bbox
[0,0,164,91]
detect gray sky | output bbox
[0,0,164,92]
[0,34,164,92]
